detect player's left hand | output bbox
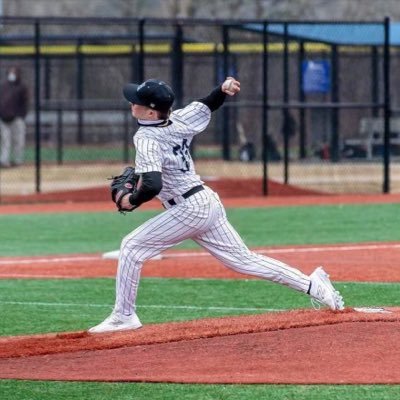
[221,77,240,96]
[119,193,135,211]
[110,166,139,213]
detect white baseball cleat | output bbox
[309,266,344,311]
[88,311,142,334]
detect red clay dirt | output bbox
[0,309,399,384]
[1,189,400,384]
[1,242,400,282]
[0,177,321,205]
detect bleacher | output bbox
[343,117,400,159]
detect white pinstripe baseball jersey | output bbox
[134,101,210,203]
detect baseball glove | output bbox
[110,166,140,213]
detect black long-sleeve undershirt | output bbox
[197,85,227,112]
[128,171,162,208]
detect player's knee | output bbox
[120,235,149,262]
[120,233,142,248]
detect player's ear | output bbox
[147,108,157,118]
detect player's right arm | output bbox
[171,77,240,135]
[197,77,240,112]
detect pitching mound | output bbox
[1,308,400,383]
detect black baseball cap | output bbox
[123,79,175,113]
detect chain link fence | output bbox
[0,17,398,202]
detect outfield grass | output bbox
[1,203,399,256]
[0,203,399,399]
[25,145,130,163]
[23,145,224,164]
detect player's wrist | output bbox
[128,193,138,206]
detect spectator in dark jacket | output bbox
[0,66,29,167]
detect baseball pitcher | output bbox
[89,77,344,333]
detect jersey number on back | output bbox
[173,139,191,172]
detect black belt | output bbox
[167,185,205,206]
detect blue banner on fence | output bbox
[302,60,331,93]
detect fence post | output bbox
[34,19,41,193]
[283,22,289,184]
[76,37,84,144]
[44,58,51,100]
[222,24,231,161]
[298,41,307,159]
[137,19,145,82]
[330,44,340,162]
[56,108,63,165]
[383,16,391,193]
[172,22,184,109]
[262,20,269,196]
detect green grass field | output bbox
[24,144,225,164]
[0,203,399,399]
[1,203,399,256]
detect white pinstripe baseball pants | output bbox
[114,187,311,316]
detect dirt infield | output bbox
[0,309,399,384]
[1,192,400,384]
[1,242,400,282]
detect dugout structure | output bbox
[0,16,399,199]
